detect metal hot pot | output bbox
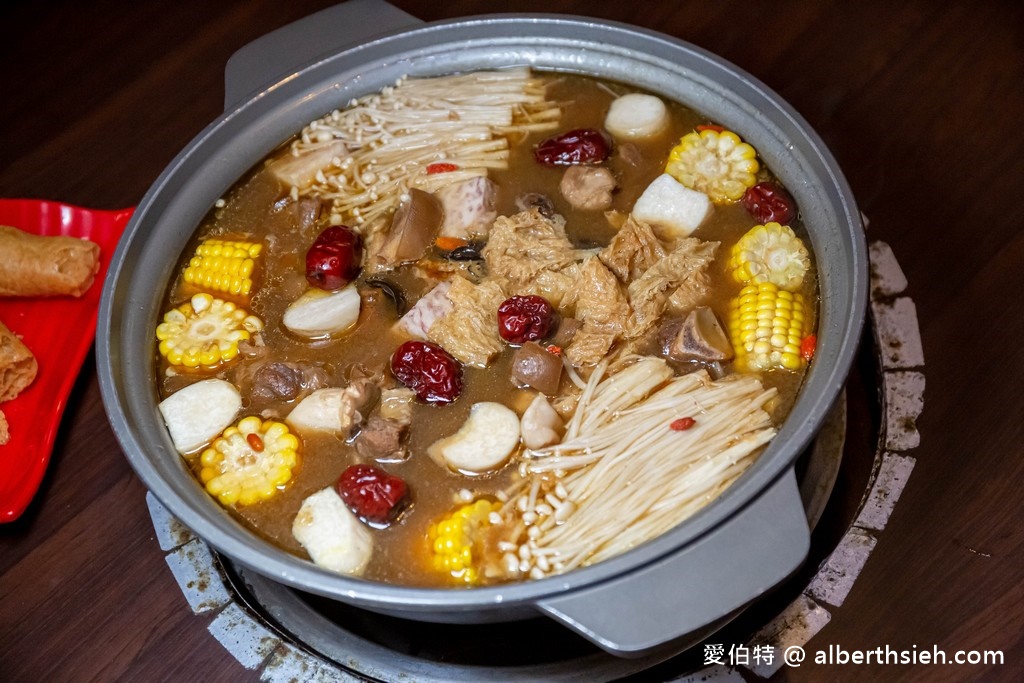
[98,0,867,658]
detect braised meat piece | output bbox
[355,415,408,462]
[338,377,381,434]
[234,360,329,405]
[559,166,616,211]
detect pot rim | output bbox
[98,12,867,613]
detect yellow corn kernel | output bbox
[729,222,811,291]
[183,237,263,299]
[427,499,502,585]
[665,128,760,203]
[199,417,300,507]
[730,282,810,372]
[156,293,262,372]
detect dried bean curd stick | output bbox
[0,225,100,298]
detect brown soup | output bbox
[155,70,817,588]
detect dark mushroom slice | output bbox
[514,192,556,218]
[663,306,734,364]
[447,243,484,261]
[510,342,563,396]
[376,188,443,266]
[364,277,408,316]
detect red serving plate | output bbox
[0,199,134,522]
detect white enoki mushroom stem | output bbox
[499,357,778,578]
[283,67,561,241]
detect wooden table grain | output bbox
[1,1,1020,680]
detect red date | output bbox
[306,225,363,291]
[497,295,555,344]
[337,464,409,525]
[742,182,797,225]
[390,340,463,403]
[534,128,610,166]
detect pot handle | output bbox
[223,0,421,110]
[536,467,810,658]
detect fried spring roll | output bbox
[0,408,8,445]
[0,225,100,297]
[0,320,38,402]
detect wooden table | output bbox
[1,1,1020,680]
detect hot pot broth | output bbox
[155,70,817,588]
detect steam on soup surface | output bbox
[154,68,817,587]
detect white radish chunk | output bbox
[437,176,497,240]
[292,487,373,576]
[159,379,241,454]
[429,402,520,474]
[286,388,346,435]
[394,280,452,339]
[283,283,361,339]
[632,173,713,238]
[604,93,669,141]
[521,394,565,450]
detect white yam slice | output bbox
[604,93,669,141]
[428,401,520,474]
[286,388,346,435]
[292,487,373,576]
[631,173,713,239]
[521,394,565,450]
[282,283,361,339]
[437,176,497,240]
[158,378,241,454]
[394,280,452,339]
[268,140,348,190]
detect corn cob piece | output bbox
[199,416,300,506]
[729,282,808,371]
[729,222,810,291]
[156,293,263,370]
[183,238,262,298]
[427,498,502,585]
[665,128,759,203]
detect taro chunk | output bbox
[395,281,452,339]
[437,176,497,240]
